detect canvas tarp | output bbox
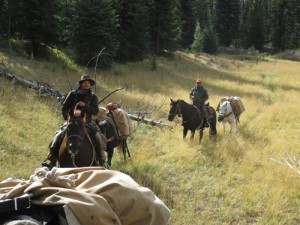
[0,167,170,225]
[109,108,134,138]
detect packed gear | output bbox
[217,96,245,117]
[106,103,134,138]
[106,102,119,111]
[0,167,171,225]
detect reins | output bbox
[66,103,99,167]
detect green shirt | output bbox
[189,86,209,103]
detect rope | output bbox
[70,128,98,168]
[30,167,75,188]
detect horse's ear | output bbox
[170,98,174,103]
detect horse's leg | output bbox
[105,146,114,167]
[222,121,226,133]
[199,129,203,143]
[233,118,238,135]
[190,130,195,141]
[183,127,188,139]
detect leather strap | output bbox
[0,193,33,213]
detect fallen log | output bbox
[0,64,65,98]
[127,113,172,129]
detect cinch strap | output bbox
[0,193,33,213]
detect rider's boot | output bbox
[204,117,210,128]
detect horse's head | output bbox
[218,101,232,122]
[66,104,85,156]
[168,99,181,121]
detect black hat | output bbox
[78,74,95,86]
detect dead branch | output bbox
[269,151,300,177]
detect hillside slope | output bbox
[0,49,299,224]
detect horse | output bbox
[168,99,217,143]
[58,106,104,168]
[97,117,130,167]
[217,100,239,135]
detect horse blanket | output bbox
[0,167,170,225]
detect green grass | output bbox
[0,47,299,224]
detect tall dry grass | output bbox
[0,49,299,224]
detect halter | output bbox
[219,102,233,117]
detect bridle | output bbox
[169,100,182,118]
[66,104,98,167]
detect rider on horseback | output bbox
[189,79,210,127]
[42,74,106,168]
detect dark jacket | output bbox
[62,87,99,123]
[189,86,209,104]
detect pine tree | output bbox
[193,0,212,29]
[203,12,219,55]
[247,0,265,51]
[71,0,119,67]
[57,0,76,47]
[0,0,9,39]
[180,0,196,50]
[191,21,204,52]
[215,0,240,47]
[115,0,150,62]
[270,0,300,51]
[16,0,61,58]
[147,0,182,55]
[203,27,218,54]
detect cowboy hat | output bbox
[79,74,95,86]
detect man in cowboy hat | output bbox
[61,74,98,123]
[189,79,209,127]
[43,74,106,168]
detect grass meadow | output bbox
[0,48,299,224]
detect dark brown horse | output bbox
[97,117,130,167]
[58,108,102,167]
[168,99,217,143]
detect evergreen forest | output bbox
[1,0,299,67]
